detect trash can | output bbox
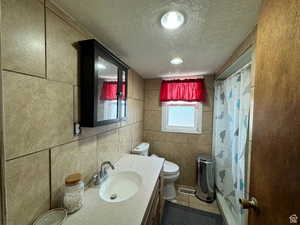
[195,153,215,202]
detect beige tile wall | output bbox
[3,71,74,160]
[6,151,50,225]
[46,8,85,85]
[143,76,214,186]
[2,0,45,77]
[1,1,144,225]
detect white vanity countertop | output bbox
[64,154,164,225]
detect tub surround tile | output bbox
[46,8,86,85]
[50,136,97,208]
[3,71,74,160]
[2,0,45,77]
[6,151,50,225]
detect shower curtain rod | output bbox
[217,45,254,80]
[217,62,252,81]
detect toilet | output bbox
[132,142,180,200]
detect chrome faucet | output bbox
[95,161,115,185]
[86,161,115,188]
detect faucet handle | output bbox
[100,161,115,170]
[86,173,100,188]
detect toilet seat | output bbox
[151,154,179,176]
[163,161,179,176]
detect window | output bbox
[161,101,202,134]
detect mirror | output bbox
[120,69,127,118]
[96,56,119,121]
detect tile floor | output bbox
[171,190,220,215]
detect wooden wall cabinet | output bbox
[79,39,128,127]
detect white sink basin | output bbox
[99,171,142,203]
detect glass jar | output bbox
[63,173,84,214]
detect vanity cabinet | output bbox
[142,175,164,225]
[79,39,128,127]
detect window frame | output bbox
[161,101,203,134]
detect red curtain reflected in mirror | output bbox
[160,79,206,102]
[100,81,126,100]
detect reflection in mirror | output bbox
[121,70,127,118]
[97,56,118,121]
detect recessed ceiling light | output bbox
[170,57,183,65]
[161,11,185,30]
[96,63,106,69]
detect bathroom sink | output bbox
[99,171,142,203]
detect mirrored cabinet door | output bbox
[79,39,128,127]
[96,55,119,122]
[119,69,127,118]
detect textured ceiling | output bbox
[51,0,261,78]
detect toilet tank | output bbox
[132,142,150,156]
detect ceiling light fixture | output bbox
[161,11,185,30]
[170,57,183,65]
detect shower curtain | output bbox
[213,65,251,225]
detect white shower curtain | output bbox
[213,65,251,225]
